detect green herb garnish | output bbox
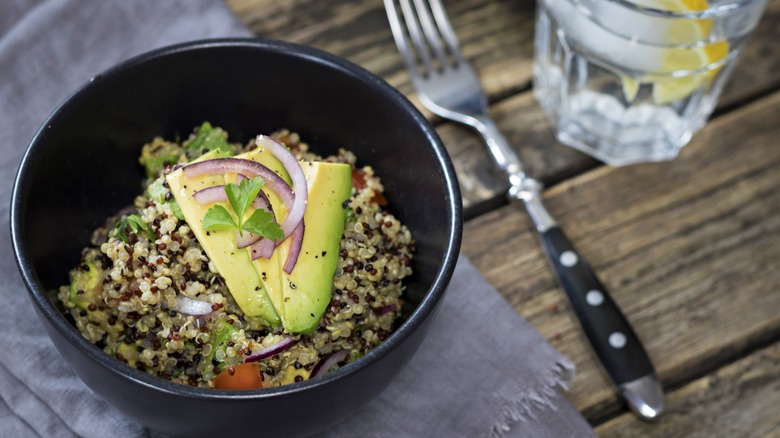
[185,121,233,155]
[170,198,185,220]
[113,214,155,243]
[202,177,284,240]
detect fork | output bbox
[384,0,664,420]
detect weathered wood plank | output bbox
[461,89,780,421]
[596,341,780,437]
[225,0,535,98]
[227,0,780,214]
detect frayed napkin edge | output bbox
[490,357,576,437]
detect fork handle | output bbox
[504,188,663,419]
[473,116,525,178]
[537,224,655,382]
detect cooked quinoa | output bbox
[57,127,414,388]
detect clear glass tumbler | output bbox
[533,0,768,166]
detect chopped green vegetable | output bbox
[202,177,283,240]
[206,320,238,365]
[146,178,167,202]
[113,214,155,243]
[139,138,183,178]
[145,177,184,220]
[68,262,102,310]
[345,207,355,224]
[184,122,234,155]
[170,199,185,220]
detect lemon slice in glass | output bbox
[622,0,729,105]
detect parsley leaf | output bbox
[112,217,129,242]
[203,205,238,231]
[224,177,265,234]
[242,209,284,240]
[112,214,155,243]
[201,177,284,241]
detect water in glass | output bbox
[533,0,768,165]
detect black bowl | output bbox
[10,39,461,437]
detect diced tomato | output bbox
[352,168,367,191]
[352,168,388,206]
[213,362,264,390]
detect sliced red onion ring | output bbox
[235,230,260,249]
[193,181,274,213]
[249,235,275,260]
[282,222,304,274]
[255,135,308,245]
[371,303,399,316]
[244,336,297,363]
[192,185,227,204]
[174,295,213,316]
[184,158,294,210]
[310,349,350,378]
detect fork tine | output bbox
[384,0,421,77]
[428,0,465,64]
[411,0,449,70]
[397,0,436,76]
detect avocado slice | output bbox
[166,146,350,333]
[68,262,102,310]
[165,162,281,327]
[276,161,351,333]
[236,148,352,333]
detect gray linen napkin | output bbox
[0,1,594,437]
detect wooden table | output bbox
[227,0,780,435]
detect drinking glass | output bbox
[533,0,768,166]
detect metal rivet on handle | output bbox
[609,332,627,349]
[560,251,578,267]
[586,290,604,306]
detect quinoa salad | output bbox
[57,124,414,389]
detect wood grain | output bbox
[461,89,780,421]
[227,0,780,214]
[596,341,780,437]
